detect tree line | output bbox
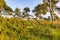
[0,0,60,21]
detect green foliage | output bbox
[0,0,7,15]
[0,0,6,9]
[4,6,13,15]
[33,4,43,16]
[14,8,21,16]
[0,17,60,40]
[23,7,30,13]
[23,7,30,18]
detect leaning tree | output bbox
[32,4,47,20]
[43,0,59,21]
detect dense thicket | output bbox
[0,17,60,40]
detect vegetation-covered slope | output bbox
[0,17,60,40]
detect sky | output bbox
[5,0,43,15]
[5,0,60,18]
[5,0,42,11]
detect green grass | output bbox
[0,17,60,40]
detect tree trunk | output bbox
[50,0,55,21]
[0,10,2,17]
[50,9,54,21]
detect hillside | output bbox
[0,17,60,40]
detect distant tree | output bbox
[14,8,21,17]
[32,4,47,20]
[4,6,13,15]
[23,7,30,19]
